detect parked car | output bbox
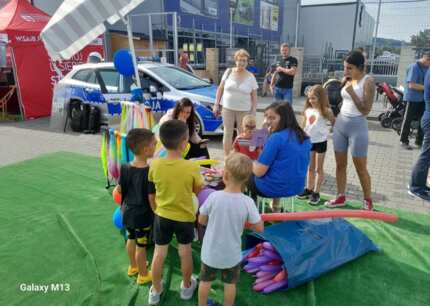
[51,61,222,135]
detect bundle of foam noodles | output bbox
[243,218,379,294]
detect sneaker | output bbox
[324,195,346,208]
[408,188,430,202]
[207,299,217,306]
[137,271,152,285]
[362,198,373,211]
[297,188,312,199]
[128,266,138,277]
[148,284,163,305]
[180,275,198,300]
[308,192,320,206]
[401,142,413,150]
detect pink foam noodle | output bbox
[256,270,276,278]
[254,272,277,284]
[253,279,275,292]
[268,259,283,266]
[262,242,276,251]
[262,250,282,261]
[244,266,260,274]
[259,264,282,273]
[244,262,261,270]
[246,249,260,259]
[260,210,398,223]
[263,279,289,294]
[273,269,287,282]
[248,255,272,265]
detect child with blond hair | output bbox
[198,153,264,306]
[233,115,262,160]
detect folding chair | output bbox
[256,196,296,214]
[0,85,15,120]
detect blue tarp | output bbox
[245,219,379,290]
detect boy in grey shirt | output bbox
[198,153,264,306]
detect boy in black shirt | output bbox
[270,43,298,105]
[113,128,157,285]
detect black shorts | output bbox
[153,215,194,245]
[199,262,241,284]
[311,141,327,153]
[126,226,152,247]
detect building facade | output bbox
[298,1,375,57]
[31,0,285,69]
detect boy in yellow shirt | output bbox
[148,119,204,305]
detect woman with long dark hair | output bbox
[325,50,376,210]
[249,102,311,212]
[159,97,210,159]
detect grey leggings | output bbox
[333,114,368,157]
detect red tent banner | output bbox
[0,0,104,119]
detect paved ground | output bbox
[1,95,429,214]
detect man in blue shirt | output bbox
[409,67,430,201]
[400,52,430,150]
[247,59,260,76]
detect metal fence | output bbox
[302,56,399,85]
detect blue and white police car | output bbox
[51,61,222,135]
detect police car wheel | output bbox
[69,101,83,132]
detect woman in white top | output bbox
[298,85,334,205]
[325,51,376,210]
[213,49,258,157]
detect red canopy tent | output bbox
[0,0,103,119]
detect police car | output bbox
[52,61,222,135]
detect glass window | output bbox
[138,71,170,93]
[148,66,210,90]
[72,69,92,82]
[98,69,119,93]
[87,71,97,84]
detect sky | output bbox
[301,0,430,42]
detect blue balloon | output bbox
[130,87,143,102]
[113,49,135,76]
[112,207,124,230]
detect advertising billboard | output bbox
[231,0,255,26]
[180,0,218,17]
[260,0,279,31]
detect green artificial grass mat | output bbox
[0,152,429,306]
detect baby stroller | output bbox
[323,79,343,117]
[376,83,419,136]
[376,82,405,128]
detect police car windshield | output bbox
[148,66,210,90]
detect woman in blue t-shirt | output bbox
[248,102,311,212]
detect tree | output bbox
[411,29,430,49]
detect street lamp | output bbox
[370,0,382,74]
[229,0,237,48]
[294,0,301,48]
